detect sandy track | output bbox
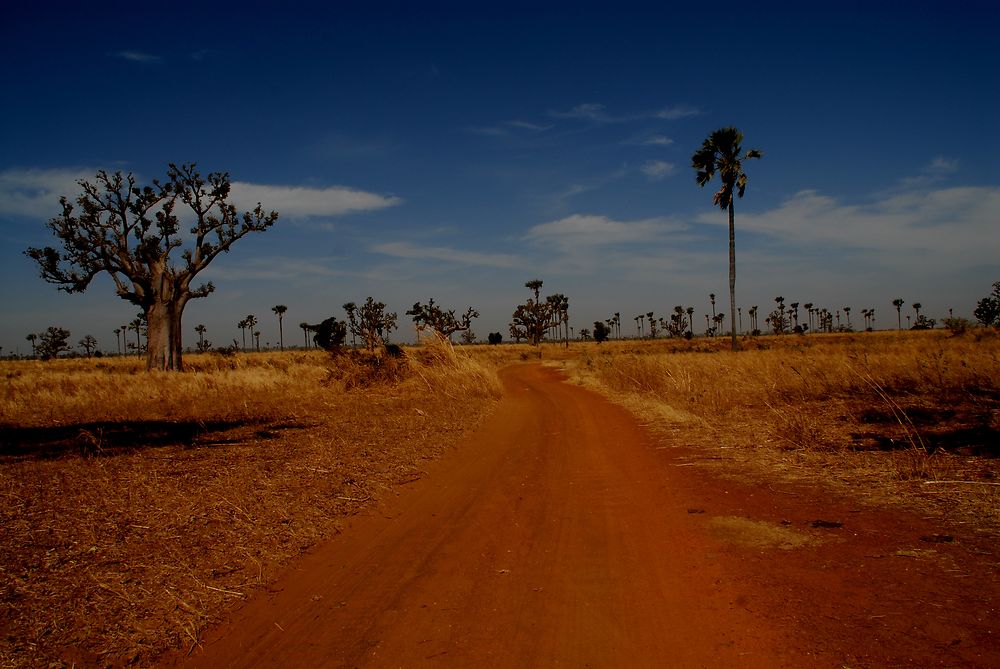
[166,363,998,668]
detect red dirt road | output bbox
[168,364,999,668]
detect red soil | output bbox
[162,364,999,668]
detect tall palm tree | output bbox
[892,299,905,331]
[272,305,288,351]
[238,318,248,349]
[709,293,717,324]
[912,302,922,321]
[686,307,695,337]
[646,311,655,338]
[803,303,814,332]
[113,327,122,355]
[613,312,621,339]
[843,306,852,330]
[26,333,37,357]
[195,324,207,350]
[692,126,762,352]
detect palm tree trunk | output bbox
[728,201,738,351]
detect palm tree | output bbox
[300,322,311,348]
[790,302,800,331]
[737,306,742,334]
[843,306,852,330]
[26,333,37,357]
[238,318,248,349]
[692,126,762,352]
[245,314,258,350]
[113,327,122,355]
[195,324,207,350]
[709,293,717,324]
[646,311,655,338]
[129,318,143,357]
[613,312,621,339]
[803,303,814,332]
[272,305,288,351]
[912,302,922,321]
[892,299,905,331]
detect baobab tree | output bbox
[892,299,905,331]
[510,280,561,345]
[692,126,762,351]
[78,335,98,358]
[24,164,278,371]
[407,298,479,340]
[272,305,288,351]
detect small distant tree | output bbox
[974,281,1000,327]
[460,329,477,345]
[24,164,277,371]
[487,332,503,345]
[194,324,212,352]
[593,321,611,343]
[666,306,689,338]
[892,299,905,330]
[350,297,397,351]
[78,334,98,357]
[578,328,591,341]
[299,322,311,348]
[245,314,259,351]
[26,333,38,357]
[38,326,71,360]
[309,317,348,352]
[407,298,479,340]
[129,317,145,357]
[272,305,288,351]
[511,279,561,345]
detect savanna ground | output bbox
[1,329,998,666]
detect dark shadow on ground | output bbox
[0,420,308,461]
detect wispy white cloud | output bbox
[525,214,684,251]
[112,50,162,64]
[0,167,95,219]
[371,241,521,268]
[896,156,960,190]
[631,134,675,146]
[639,160,677,181]
[700,185,1000,267]
[549,103,614,122]
[467,119,554,137]
[550,102,702,124]
[0,168,401,222]
[654,104,701,120]
[229,182,401,219]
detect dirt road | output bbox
[169,364,999,668]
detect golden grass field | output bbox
[2,330,999,666]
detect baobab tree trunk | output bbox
[728,201,738,351]
[145,300,186,371]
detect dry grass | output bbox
[0,339,501,668]
[560,329,1000,532]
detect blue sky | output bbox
[2,1,998,353]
